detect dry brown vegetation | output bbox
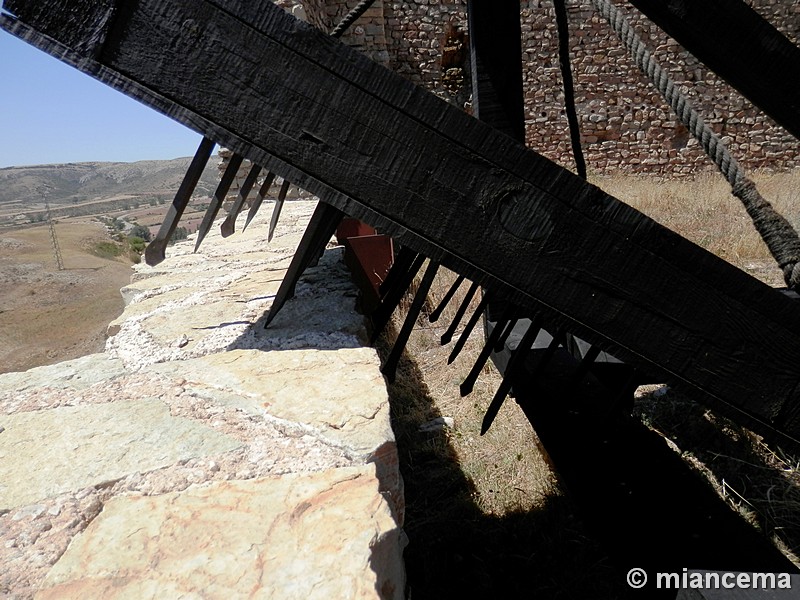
[383,169,800,596]
[380,267,633,598]
[594,168,800,285]
[0,219,133,374]
[635,385,800,564]
[600,168,800,561]
[392,269,557,515]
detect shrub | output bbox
[129,224,152,242]
[91,241,123,259]
[128,236,147,254]
[169,226,189,245]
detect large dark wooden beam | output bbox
[467,0,525,324]
[467,0,525,143]
[2,0,800,448]
[627,0,800,140]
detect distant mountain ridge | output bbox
[0,157,221,208]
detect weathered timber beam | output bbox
[467,0,525,143]
[467,0,525,326]
[627,0,800,140]
[3,0,800,447]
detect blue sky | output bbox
[0,23,203,168]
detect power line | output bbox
[39,187,64,271]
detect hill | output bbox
[0,158,220,226]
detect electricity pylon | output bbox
[40,188,64,271]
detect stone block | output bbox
[0,399,241,510]
[38,468,405,600]
[0,201,405,596]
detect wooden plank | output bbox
[467,0,525,143]
[3,0,800,447]
[627,0,800,140]
[467,0,524,323]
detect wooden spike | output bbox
[460,313,519,397]
[243,171,276,232]
[440,281,479,346]
[530,327,568,379]
[480,315,545,435]
[220,163,262,238]
[381,262,440,383]
[377,246,416,298]
[146,136,215,266]
[428,274,465,323]
[370,253,426,342]
[447,290,493,365]
[494,312,520,352]
[194,153,244,251]
[268,178,291,242]
[263,201,344,327]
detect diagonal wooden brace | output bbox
[243,171,276,232]
[195,152,244,251]
[263,200,344,327]
[220,163,262,238]
[268,178,292,242]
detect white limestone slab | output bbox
[38,466,405,600]
[0,398,241,510]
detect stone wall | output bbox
[295,0,799,176]
[0,201,406,599]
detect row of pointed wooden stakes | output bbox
[145,135,635,438]
[146,0,377,267]
[144,138,290,266]
[141,0,633,439]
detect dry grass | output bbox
[598,169,800,565]
[395,169,800,512]
[635,385,800,566]
[0,220,132,374]
[593,168,800,286]
[401,268,558,515]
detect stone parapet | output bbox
[0,200,405,599]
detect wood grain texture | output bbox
[468,0,525,324]
[3,0,800,446]
[627,0,800,140]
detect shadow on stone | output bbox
[210,244,632,597]
[226,247,366,353]
[193,320,252,330]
